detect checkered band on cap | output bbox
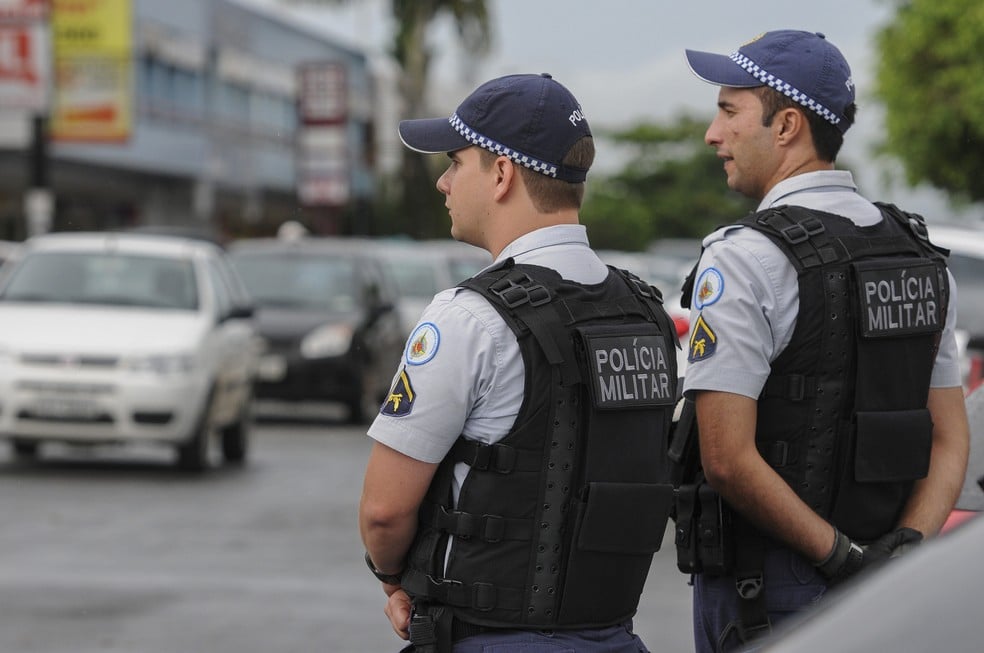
[449,113,559,178]
[730,51,842,128]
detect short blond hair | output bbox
[478,136,594,212]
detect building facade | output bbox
[0,0,377,241]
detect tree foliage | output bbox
[282,0,491,238]
[388,0,492,238]
[874,0,984,203]
[581,115,756,250]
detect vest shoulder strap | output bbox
[737,205,841,272]
[460,263,580,386]
[874,201,950,259]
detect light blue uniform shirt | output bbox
[368,224,609,498]
[683,170,961,399]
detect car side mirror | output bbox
[225,304,254,321]
[368,301,393,323]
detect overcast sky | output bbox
[245,0,974,221]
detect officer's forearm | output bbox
[361,512,417,575]
[696,390,836,562]
[898,386,969,536]
[359,442,438,576]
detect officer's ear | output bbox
[492,156,517,202]
[775,107,806,145]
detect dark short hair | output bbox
[754,87,855,162]
[479,136,594,212]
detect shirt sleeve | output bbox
[682,228,796,399]
[366,289,510,463]
[930,269,963,388]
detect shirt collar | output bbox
[495,224,590,265]
[758,170,859,210]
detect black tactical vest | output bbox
[401,261,678,629]
[732,203,949,541]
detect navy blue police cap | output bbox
[398,73,592,183]
[685,30,855,134]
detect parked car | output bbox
[0,232,258,470]
[926,224,984,394]
[375,239,491,336]
[228,237,405,423]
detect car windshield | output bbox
[232,254,359,311]
[0,251,198,310]
[447,257,488,284]
[384,258,442,299]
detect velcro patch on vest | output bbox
[577,325,675,409]
[854,259,943,338]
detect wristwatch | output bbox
[365,551,404,585]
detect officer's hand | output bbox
[383,587,412,640]
[863,527,923,566]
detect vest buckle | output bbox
[779,217,825,245]
[735,573,763,600]
[907,216,929,241]
[472,582,496,611]
[489,274,551,308]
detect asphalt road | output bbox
[0,413,694,653]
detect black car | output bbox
[228,237,405,423]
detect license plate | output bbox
[257,355,287,382]
[27,397,102,419]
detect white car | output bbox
[0,232,258,470]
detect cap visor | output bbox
[685,49,761,88]
[398,118,470,154]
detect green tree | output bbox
[390,0,491,238]
[284,0,492,237]
[874,0,984,203]
[581,115,756,250]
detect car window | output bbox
[231,253,359,312]
[0,251,198,310]
[448,257,486,284]
[212,255,252,308]
[206,258,234,317]
[384,258,442,299]
[946,252,984,284]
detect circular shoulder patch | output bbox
[693,267,725,310]
[406,322,441,366]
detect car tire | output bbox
[176,393,214,472]
[11,439,39,459]
[221,393,252,465]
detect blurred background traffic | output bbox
[0,0,981,460]
[0,2,981,650]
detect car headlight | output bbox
[300,324,353,358]
[125,353,198,375]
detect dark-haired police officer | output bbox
[673,29,970,653]
[359,73,679,652]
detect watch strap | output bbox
[365,551,404,585]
